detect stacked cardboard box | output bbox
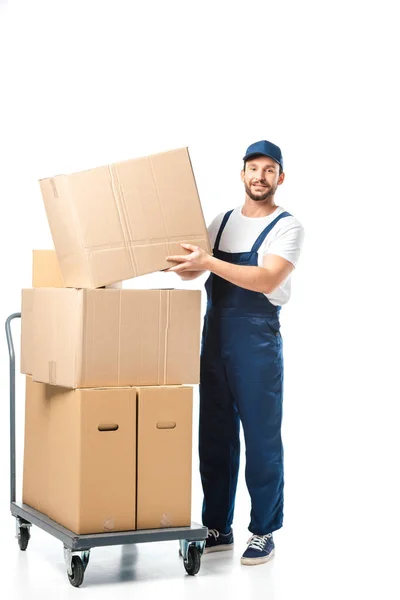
[21,147,210,534]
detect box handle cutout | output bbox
[156,421,176,429]
[98,424,119,432]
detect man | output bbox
[166,140,304,566]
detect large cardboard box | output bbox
[21,288,201,388]
[23,378,193,533]
[23,377,137,534]
[39,147,211,288]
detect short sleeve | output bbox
[263,222,305,267]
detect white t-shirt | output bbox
[207,206,304,306]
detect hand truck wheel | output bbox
[67,556,85,588]
[17,526,30,551]
[183,544,201,576]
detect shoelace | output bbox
[207,529,220,540]
[247,533,272,550]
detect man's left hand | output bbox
[166,244,211,273]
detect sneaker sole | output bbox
[204,544,234,554]
[240,548,275,566]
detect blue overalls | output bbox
[199,209,291,535]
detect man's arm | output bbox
[207,253,293,293]
[166,244,294,293]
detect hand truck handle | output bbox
[5,313,21,504]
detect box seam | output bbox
[108,165,139,277]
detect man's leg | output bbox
[225,321,284,536]
[199,341,240,534]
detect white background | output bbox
[1,1,400,598]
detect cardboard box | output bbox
[21,288,201,388]
[23,378,193,533]
[136,386,192,529]
[23,377,137,534]
[39,147,211,288]
[32,249,122,288]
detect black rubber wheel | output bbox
[183,545,201,576]
[18,527,30,551]
[68,556,85,588]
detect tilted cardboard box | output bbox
[23,378,193,534]
[39,147,211,288]
[21,288,201,388]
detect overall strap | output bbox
[214,210,234,251]
[251,211,292,253]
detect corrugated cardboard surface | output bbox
[32,250,65,287]
[23,378,137,534]
[31,249,122,288]
[22,288,201,388]
[29,288,83,387]
[20,289,34,375]
[136,386,192,529]
[39,147,211,288]
[22,377,50,515]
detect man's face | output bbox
[241,156,284,202]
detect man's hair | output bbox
[243,159,283,176]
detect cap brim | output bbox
[243,152,280,164]
[243,153,283,170]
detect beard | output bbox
[244,181,278,202]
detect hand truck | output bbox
[6,312,207,587]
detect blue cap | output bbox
[243,140,284,170]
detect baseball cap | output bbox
[243,140,284,170]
